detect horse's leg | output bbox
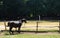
[18,27,20,33]
[9,27,13,34]
[18,24,22,33]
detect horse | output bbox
[7,18,27,34]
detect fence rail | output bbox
[0,20,60,33]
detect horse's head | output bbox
[22,18,27,23]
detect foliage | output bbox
[0,0,60,20]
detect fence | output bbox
[0,20,60,32]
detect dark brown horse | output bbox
[8,19,27,34]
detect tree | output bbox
[0,0,4,20]
[26,0,60,20]
[3,0,28,20]
[1,0,60,20]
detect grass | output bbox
[0,20,59,32]
[0,20,60,38]
[20,29,59,32]
[0,34,60,38]
[0,20,59,26]
[0,29,60,38]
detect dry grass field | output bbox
[0,20,60,38]
[0,20,59,31]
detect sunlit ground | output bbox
[0,20,59,31]
[0,20,60,38]
[0,33,60,38]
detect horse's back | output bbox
[8,21,22,28]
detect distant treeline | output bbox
[0,0,60,20]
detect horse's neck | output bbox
[19,20,23,23]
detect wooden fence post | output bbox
[59,21,60,33]
[36,15,40,33]
[36,22,38,33]
[4,21,7,31]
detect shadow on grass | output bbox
[0,30,60,34]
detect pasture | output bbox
[0,20,60,38]
[0,33,60,38]
[0,20,59,31]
